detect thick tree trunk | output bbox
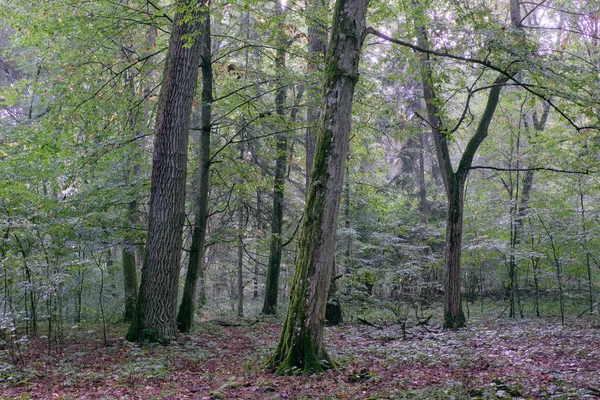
[409,0,520,328]
[262,3,287,315]
[268,0,368,375]
[443,176,466,328]
[177,8,212,333]
[126,1,204,343]
[305,0,328,187]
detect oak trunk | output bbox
[126,1,204,342]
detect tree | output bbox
[304,0,328,186]
[367,0,523,328]
[177,4,212,333]
[268,0,369,374]
[262,1,289,316]
[127,0,205,342]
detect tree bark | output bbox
[442,175,467,328]
[305,0,328,187]
[262,2,287,315]
[177,6,212,333]
[413,1,514,328]
[237,201,244,318]
[268,0,368,375]
[122,200,138,322]
[325,259,343,325]
[126,0,204,342]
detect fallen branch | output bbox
[357,316,382,329]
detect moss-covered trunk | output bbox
[268,0,368,375]
[177,7,212,333]
[304,0,328,187]
[126,1,204,343]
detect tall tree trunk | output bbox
[417,134,428,220]
[237,200,244,318]
[411,0,516,327]
[177,6,212,333]
[262,1,287,315]
[578,178,595,313]
[443,175,467,328]
[254,189,263,300]
[304,0,328,186]
[127,0,204,342]
[268,0,368,375]
[307,0,344,323]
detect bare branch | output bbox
[469,165,595,174]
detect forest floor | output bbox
[1,316,600,399]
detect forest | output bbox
[1,0,599,398]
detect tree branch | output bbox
[469,165,594,174]
[365,27,594,132]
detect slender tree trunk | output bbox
[326,162,349,324]
[127,1,204,342]
[539,216,565,325]
[325,259,343,325]
[122,201,138,321]
[15,233,37,335]
[253,190,262,300]
[417,134,428,220]
[416,37,507,327]
[177,7,212,333]
[268,0,368,374]
[344,163,351,276]
[529,220,541,317]
[578,179,595,313]
[237,204,244,318]
[262,2,287,315]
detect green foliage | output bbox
[0,0,597,361]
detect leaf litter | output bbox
[1,317,599,399]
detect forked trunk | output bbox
[177,7,212,333]
[126,1,204,343]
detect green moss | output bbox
[274,330,336,376]
[443,308,466,329]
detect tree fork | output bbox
[127,0,205,342]
[177,5,213,333]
